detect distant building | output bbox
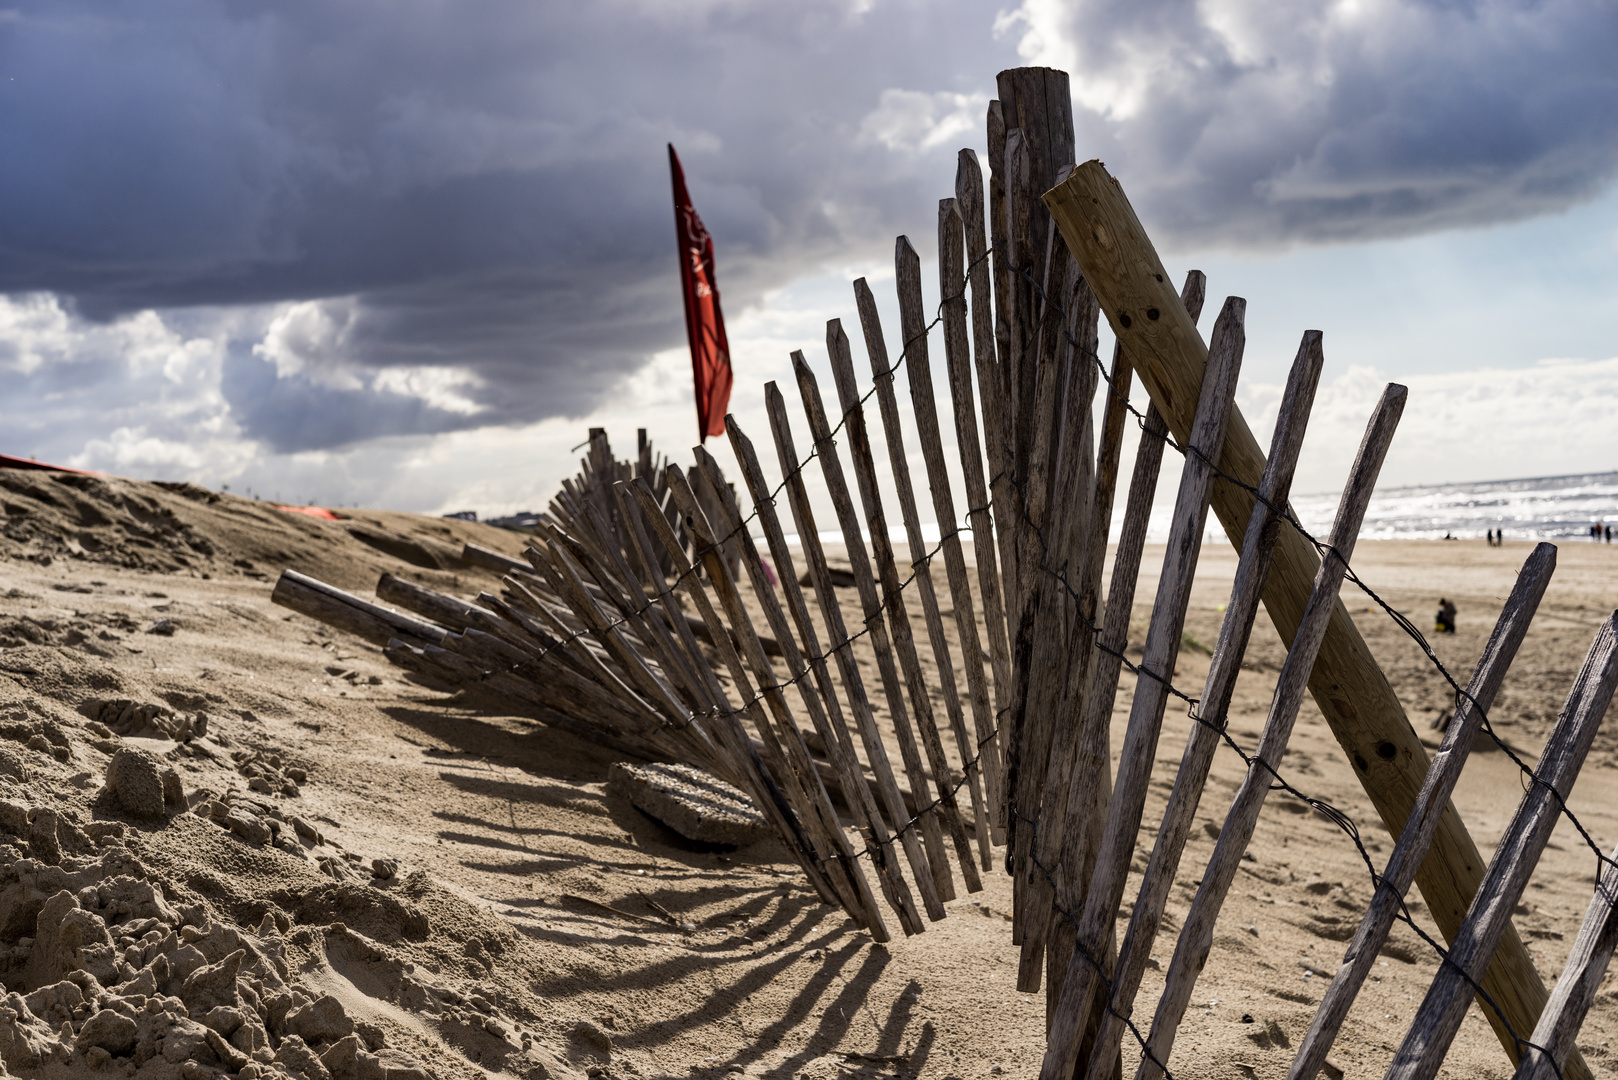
[486,511,550,533]
[442,510,478,522]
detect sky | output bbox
[2,0,1616,526]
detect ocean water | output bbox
[1288,470,1618,542]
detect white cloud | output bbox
[858,89,992,154]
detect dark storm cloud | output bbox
[1,0,1615,455]
[0,0,1017,450]
[1030,0,1618,246]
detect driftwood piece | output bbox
[1069,331,1324,1079]
[850,273,984,891]
[1136,383,1408,1080]
[271,570,446,649]
[794,346,956,914]
[1288,542,1559,1080]
[766,377,946,922]
[1044,160,1575,1080]
[1386,613,1618,1080]
[375,573,478,632]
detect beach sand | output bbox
[1,468,1615,1079]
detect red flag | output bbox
[669,144,733,442]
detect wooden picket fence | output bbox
[269,65,1618,1080]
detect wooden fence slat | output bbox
[1135,382,1409,1080]
[722,423,926,935]
[764,378,947,923]
[1288,541,1559,1080]
[1045,161,1578,1079]
[664,463,877,930]
[1511,834,1618,1080]
[1030,295,1244,1066]
[942,182,1011,833]
[1072,330,1325,1079]
[956,150,1020,796]
[1040,271,1208,1014]
[856,264,990,886]
[931,203,1008,859]
[1014,251,1104,987]
[817,330,974,900]
[1386,613,1618,1080]
[889,238,995,867]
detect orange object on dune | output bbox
[277,505,342,521]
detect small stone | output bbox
[76,1008,139,1055]
[291,817,322,844]
[28,807,62,865]
[226,810,271,845]
[286,993,354,1045]
[370,859,397,880]
[161,768,185,808]
[180,948,244,1012]
[276,1034,333,1080]
[147,618,176,636]
[288,767,308,783]
[0,746,28,782]
[105,748,168,818]
[572,1019,614,1053]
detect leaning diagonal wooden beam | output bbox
[1387,612,1618,1080]
[1288,541,1559,1080]
[1135,382,1407,1080]
[1044,160,1584,1080]
[1512,832,1618,1080]
[764,380,946,923]
[1068,330,1324,1080]
[795,345,957,912]
[1030,294,1245,1072]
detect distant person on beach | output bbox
[1607,525,1613,543]
[1435,597,1457,634]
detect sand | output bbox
[2,467,1617,1080]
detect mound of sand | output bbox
[4,467,1618,1080]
